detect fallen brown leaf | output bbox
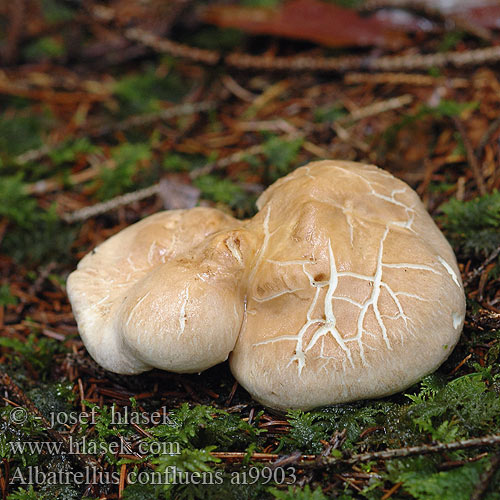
[203,0,409,49]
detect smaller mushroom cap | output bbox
[67,207,249,374]
[116,226,256,373]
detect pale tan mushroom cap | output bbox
[67,161,465,410]
[67,207,247,374]
[230,161,465,409]
[116,226,256,373]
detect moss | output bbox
[0,334,69,381]
[113,64,190,116]
[440,190,500,258]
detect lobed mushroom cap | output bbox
[230,161,465,409]
[67,161,466,410]
[67,207,247,374]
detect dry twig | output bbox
[121,23,500,73]
[225,45,500,73]
[338,94,413,123]
[344,72,468,88]
[464,245,500,288]
[210,435,500,469]
[124,27,220,65]
[18,101,215,167]
[316,435,500,468]
[87,101,216,137]
[60,185,161,223]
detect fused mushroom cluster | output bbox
[67,160,466,410]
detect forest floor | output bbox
[1,1,500,499]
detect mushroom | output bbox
[232,161,465,409]
[67,207,250,374]
[67,160,465,410]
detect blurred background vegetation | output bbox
[1,0,500,498]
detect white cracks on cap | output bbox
[380,286,422,343]
[147,241,158,266]
[225,236,243,265]
[254,220,443,376]
[241,206,278,341]
[253,287,306,303]
[254,239,354,376]
[309,194,361,248]
[303,240,354,367]
[332,165,417,232]
[125,291,151,326]
[233,303,240,323]
[344,203,356,247]
[303,166,316,181]
[308,167,418,254]
[350,226,391,361]
[125,291,151,347]
[382,262,442,274]
[177,286,189,338]
[267,259,315,266]
[251,207,272,277]
[147,240,170,265]
[452,311,462,329]
[371,188,416,230]
[247,206,280,297]
[88,293,110,311]
[436,256,461,288]
[125,255,151,282]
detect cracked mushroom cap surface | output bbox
[67,160,465,411]
[229,160,465,410]
[67,207,250,375]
